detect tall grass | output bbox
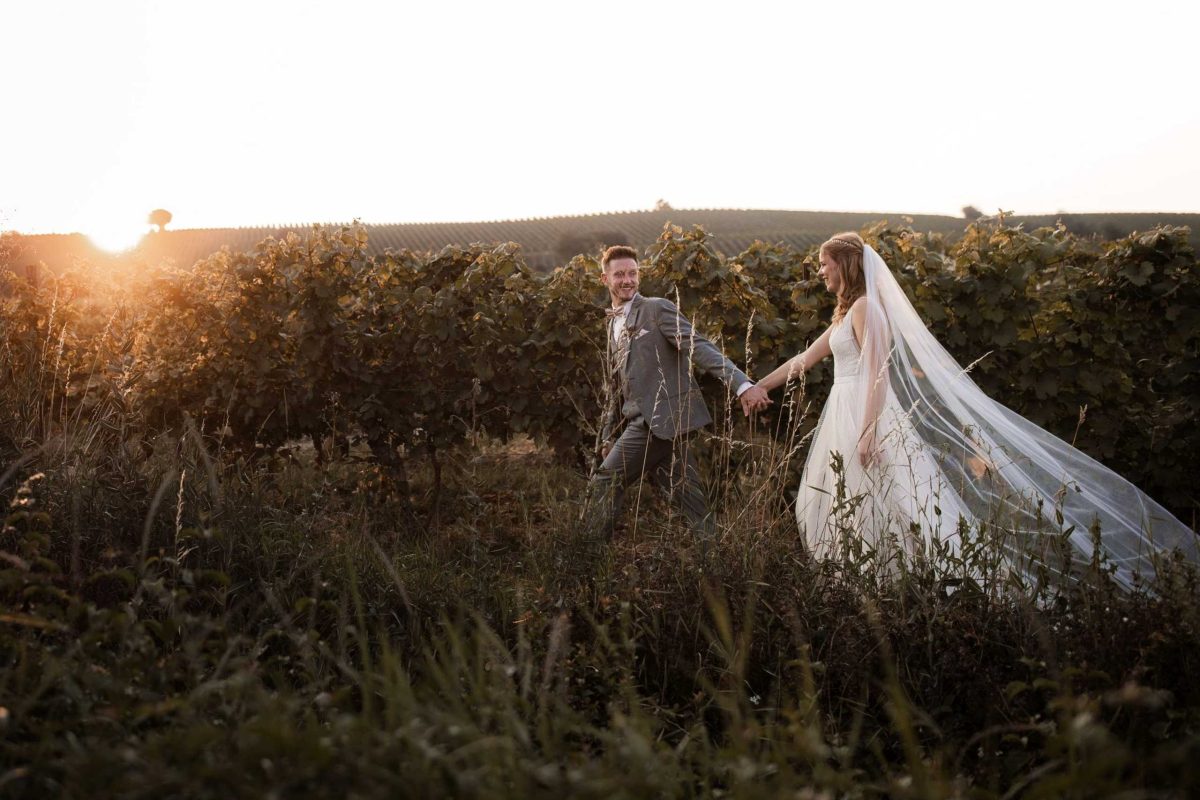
[2,385,1198,797]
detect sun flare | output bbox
[87,223,148,254]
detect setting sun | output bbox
[86,222,149,254]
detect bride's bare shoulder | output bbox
[849,296,872,346]
[849,295,873,323]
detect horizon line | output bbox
[10,205,1200,238]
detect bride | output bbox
[754,232,1198,588]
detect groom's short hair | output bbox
[601,245,639,271]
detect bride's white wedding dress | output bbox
[796,317,970,563]
[795,245,1198,589]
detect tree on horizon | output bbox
[148,209,173,233]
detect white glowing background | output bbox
[2,0,1197,251]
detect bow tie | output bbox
[604,306,627,318]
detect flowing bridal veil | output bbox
[827,244,1198,589]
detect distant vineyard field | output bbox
[12,208,1200,275]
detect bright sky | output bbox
[3,0,1198,250]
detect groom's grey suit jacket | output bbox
[601,294,749,444]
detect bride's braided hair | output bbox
[822,232,866,324]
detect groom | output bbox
[583,245,770,544]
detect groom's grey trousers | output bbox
[584,416,715,541]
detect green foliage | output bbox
[523,255,608,463]
[642,224,777,364]
[1033,227,1200,509]
[134,226,370,450]
[349,242,540,457]
[8,217,1198,517]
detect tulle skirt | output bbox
[796,377,971,565]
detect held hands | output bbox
[739,385,772,417]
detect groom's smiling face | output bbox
[602,257,640,306]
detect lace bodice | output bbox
[830,319,861,382]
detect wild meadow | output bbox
[1,220,1198,797]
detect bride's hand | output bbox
[857,435,879,469]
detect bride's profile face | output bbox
[818,249,843,296]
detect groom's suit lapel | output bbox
[622,295,646,372]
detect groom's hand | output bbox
[739,385,771,416]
